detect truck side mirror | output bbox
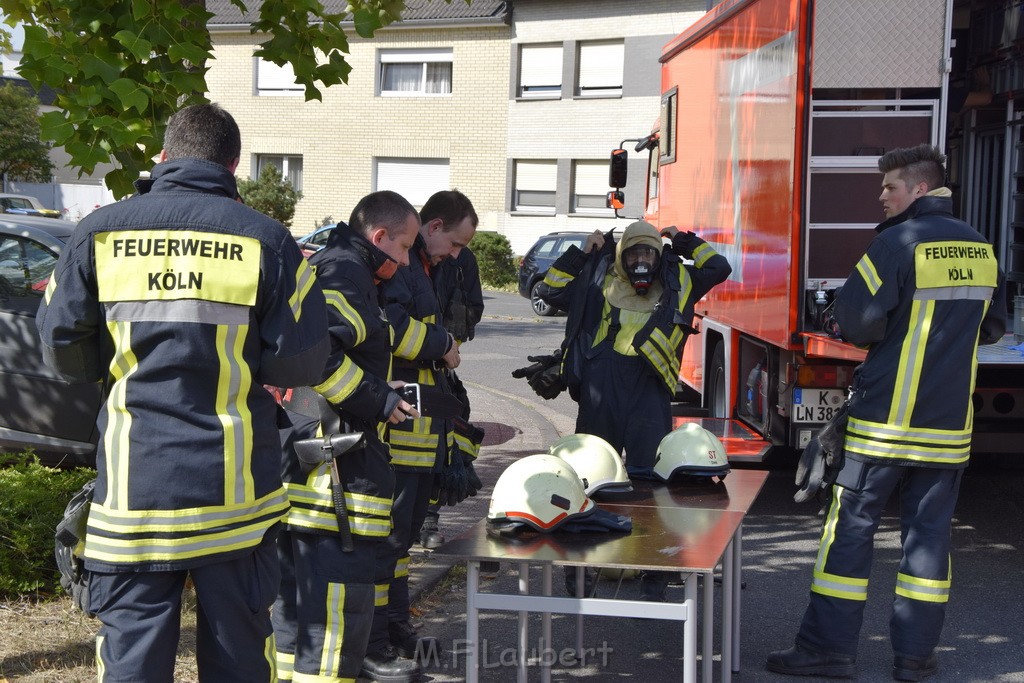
[606,190,625,210]
[609,149,628,188]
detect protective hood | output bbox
[606,221,665,312]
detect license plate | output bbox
[792,388,846,423]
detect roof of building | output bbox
[0,75,57,106]
[206,0,509,27]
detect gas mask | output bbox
[621,244,661,295]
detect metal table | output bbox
[434,468,769,683]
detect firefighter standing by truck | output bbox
[272,191,421,683]
[366,190,479,681]
[767,144,1007,681]
[534,219,731,600]
[35,103,330,682]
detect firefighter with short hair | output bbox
[767,144,1007,681]
[272,191,421,683]
[36,103,330,682]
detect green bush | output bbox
[237,164,303,228]
[472,231,517,288]
[0,454,95,598]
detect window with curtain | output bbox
[256,59,302,96]
[572,160,613,215]
[577,40,624,97]
[379,49,453,95]
[519,44,563,98]
[375,158,450,207]
[514,160,557,212]
[256,155,303,192]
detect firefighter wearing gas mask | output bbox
[534,220,731,480]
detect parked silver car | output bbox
[0,214,99,466]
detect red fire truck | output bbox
[611,0,1024,459]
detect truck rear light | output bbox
[795,363,851,388]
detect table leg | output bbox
[722,537,735,683]
[684,573,697,683]
[517,562,530,683]
[542,563,552,683]
[702,571,713,682]
[732,524,743,673]
[575,566,584,660]
[467,560,479,683]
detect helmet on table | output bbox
[487,454,595,532]
[653,422,730,482]
[548,433,632,495]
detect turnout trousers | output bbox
[89,527,280,683]
[368,467,434,653]
[797,458,963,659]
[272,529,377,682]
[575,346,672,478]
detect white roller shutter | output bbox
[579,41,624,94]
[520,44,563,95]
[573,160,612,213]
[257,59,301,93]
[514,160,557,210]
[376,158,450,207]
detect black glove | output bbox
[794,438,827,503]
[511,351,561,379]
[671,230,702,259]
[512,351,566,400]
[439,449,470,506]
[464,452,483,497]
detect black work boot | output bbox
[893,654,938,681]
[563,566,597,596]
[639,571,670,602]
[360,644,421,682]
[765,642,856,678]
[418,513,444,550]
[389,619,439,660]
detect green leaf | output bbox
[168,41,211,65]
[353,8,383,39]
[108,78,150,113]
[38,111,75,146]
[113,29,153,61]
[20,25,54,60]
[81,53,123,84]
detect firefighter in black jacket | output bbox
[272,192,421,682]
[372,190,478,671]
[768,144,1007,681]
[35,104,330,683]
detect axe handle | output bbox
[330,460,355,552]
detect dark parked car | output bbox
[0,214,100,466]
[517,231,588,316]
[296,223,337,253]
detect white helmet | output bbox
[548,433,632,496]
[488,454,595,532]
[653,422,730,482]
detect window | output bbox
[519,44,563,98]
[379,49,453,95]
[375,158,450,207]
[660,87,677,164]
[514,160,557,212]
[577,40,624,97]
[256,59,302,96]
[256,155,303,192]
[0,234,58,316]
[572,160,613,215]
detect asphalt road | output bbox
[400,290,1024,683]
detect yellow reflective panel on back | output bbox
[915,241,998,289]
[94,230,261,305]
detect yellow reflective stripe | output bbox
[394,318,429,359]
[844,436,970,464]
[847,417,971,446]
[265,634,277,682]
[323,289,366,345]
[348,491,392,516]
[89,488,289,529]
[395,555,410,578]
[216,324,255,504]
[313,356,365,405]
[276,650,295,681]
[895,569,951,603]
[677,265,692,310]
[94,230,261,305]
[103,321,138,509]
[639,338,676,390]
[285,485,392,536]
[375,582,389,607]
[691,242,714,267]
[289,257,317,322]
[855,254,882,295]
[44,270,57,303]
[543,266,573,288]
[815,484,844,573]
[96,635,106,680]
[914,241,998,289]
[454,432,480,459]
[888,300,931,428]
[811,569,869,601]
[319,582,345,676]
